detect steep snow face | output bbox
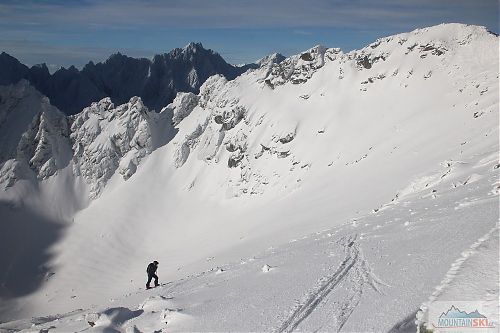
[0,80,55,163]
[75,96,174,197]
[171,75,248,169]
[167,92,200,126]
[167,24,498,201]
[256,52,286,67]
[0,80,71,188]
[0,24,498,327]
[70,97,164,198]
[16,101,71,180]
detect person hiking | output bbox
[146,260,159,289]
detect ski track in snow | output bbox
[276,235,387,333]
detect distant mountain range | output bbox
[0,43,269,115]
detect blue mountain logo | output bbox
[433,304,495,329]
[440,305,486,319]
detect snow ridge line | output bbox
[275,236,359,333]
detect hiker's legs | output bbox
[153,274,159,286]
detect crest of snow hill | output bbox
[0,24,497,199]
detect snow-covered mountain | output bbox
[0,80,72,187]
[0,43,254,115]
[69,96,175,198]
[0,23,498,332]
[0,80,175,199]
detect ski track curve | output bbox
[275,235,387,333]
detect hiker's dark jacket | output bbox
[147,262,158,275]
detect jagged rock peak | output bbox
[0,80,72,187]
[183,42,205,53]
[166,92,201,126]
[70,96,163,198]
[0,51,19,62]
[168,42,219,59]
[106,52,127,61]
[30,63,50,74]
[0,80,60,163]
[16,101,71,180]
[263,44,341,87]
[257,53,286,67]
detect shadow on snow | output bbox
[0,201,65,320]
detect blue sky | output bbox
[0,0,498,71]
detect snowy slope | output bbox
[0,23,498,332]
[0,158,497,332]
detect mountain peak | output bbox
[184,42,205,52]
[168,42,215,58]
[0,52,30,86]
[256,53,286,67]
[30,63,49,73]
[0,51,22,64]
[105,52,129,64]
[0,51,16,58]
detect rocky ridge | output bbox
[0,43,254,115]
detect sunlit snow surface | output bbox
[0,23,498,332]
